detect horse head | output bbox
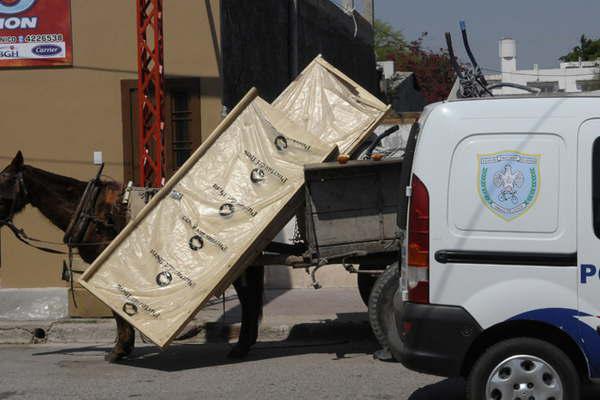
[0,151,29,225]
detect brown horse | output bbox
[0,151,264,361]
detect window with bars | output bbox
[171,92,193,170]
[121,79,202,183]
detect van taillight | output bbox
[407,174,429,304]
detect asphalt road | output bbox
[1,340,459,400]
[1,341,599,399]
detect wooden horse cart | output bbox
[259,156,403,306]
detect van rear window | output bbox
[593,138,600,239]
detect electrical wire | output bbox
[329,0,359,38]
[341,5,358,39]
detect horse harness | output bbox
[0,164,119,251]
[61,181,157,308]
[63,163,125,247]
[1,164,129,274]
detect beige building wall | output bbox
[0,0,222,288]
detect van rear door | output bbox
[577,119,600,378]
[397,122,420,231]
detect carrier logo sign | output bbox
[478,151,540,221]
[0,0,36,15]
[32,43,60,56]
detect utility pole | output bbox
[136,0,165,187]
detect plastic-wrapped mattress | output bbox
[80,57,389,347]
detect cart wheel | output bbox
[368,263,401,361]
[357,266,379,307]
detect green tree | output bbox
[559,35,600,92]
[394,33,455,103]
[374,19,407,61]
[559,35,600,62]
[374,21,455,103]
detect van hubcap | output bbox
[485,355,563,400]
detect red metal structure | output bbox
[136,0,165,187]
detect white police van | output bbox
[393,95,600,399]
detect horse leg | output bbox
[246,265,264,346]
[228,265,264,359]
[105,312,136,363]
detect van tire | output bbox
[466,337,580,400]
[368,263,401,361]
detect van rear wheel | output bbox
[357,266,379,307]
[466,338,579,400]
[368,263,401,361]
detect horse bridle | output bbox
[0,170,28,228]
[0,170,70,255]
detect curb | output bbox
[0,288,68,321]
[0,318,373,346]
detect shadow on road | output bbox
[32,337,380,372]
[407,379,465,400]
[29,340,600,399]
[125,340,379,371]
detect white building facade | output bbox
[486,38,600,95]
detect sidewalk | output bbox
[0,288,373,345]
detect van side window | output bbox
[593,138,600,239]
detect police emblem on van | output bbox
[478,151,540,221]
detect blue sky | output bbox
[374,0,600,71]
